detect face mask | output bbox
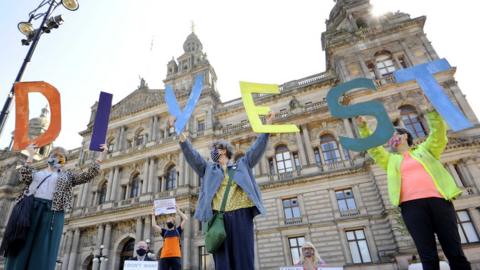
[303,249,314,257]
[136,248,147,257]
[388,134,402,149]
[211,147,221,163]
[167,222,175,229]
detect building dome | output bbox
[29,106,50,138]
[183,32,203,53]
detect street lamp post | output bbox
[92,244,108,270]
[0,0,79,140]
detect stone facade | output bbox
[1,0,480,269]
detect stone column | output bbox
[67,228,80,270]
[100,223,112,270]
[181,210,192,269]
[105,170,114,203]
[357,54,371,78]
[448,84,479,123]
[447,163,465,187]
[419,34,439,60]
[147,159,156,192]
[400,40,417,65]
[144,216,151,243]
[135,218,143,242]
[110,167,120,201]
[179,153,186,186]
[343,118,354,138]
[260,157,268,176]
[149,117,155,142]
[80,182,90,207]
[142,159,149,194]
[92,258,100,270]
[295,132,307,167]
[152,116,159,141]
[61,230,73,270]
[96,224,105,250]
[301,125,315,165]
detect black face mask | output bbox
[136,248,147,257]
[166,222,175,229]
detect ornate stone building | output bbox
[1,0,480,269]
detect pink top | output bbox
[400,152,442,203]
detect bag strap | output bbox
[32,174,52,195]
[219,167,236,213]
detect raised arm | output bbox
[356,117,391,171]
[18,143,37,185]
[151,208,163,232]
[179,133,207,177]
[245,111,273,168]
[176,205,189,230]
[71,144,106,186]
[420,110,447,160]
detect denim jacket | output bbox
[180,133,269,222]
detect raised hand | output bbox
[265,111,274,125]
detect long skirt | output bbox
[5,198,65,270]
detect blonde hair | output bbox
[299,242,324,266]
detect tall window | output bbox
[199,246,214,270]
[400,105,427,138]
[98,181,108,205]
[375,51,396,77]
[268,158,275,175]
[336,189,357,212]
[130,174,140,198]
[288,236,305,265]
[165,166,177,191]
[346,229,372,263]
[197,120,205,133]
[283,198,302,224]
[320,134,341,164]
[275,145,293,174]
[456,210,479,244]
[313,147,322,165]
[135,130,144,146]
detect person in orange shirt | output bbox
[152,205,188,270]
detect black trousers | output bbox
[159,257,181,270]
[213,207,255,270]
[400,197,471,270]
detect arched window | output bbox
[130,174,140,198]
[375,51,396,77]
[98,181,108,204]
[275,145,293,174]
[320,134,341,164]
[400,105,427,138]
[119,238,135,270]
[135,129,144,146]
[165,166,177,191]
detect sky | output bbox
[0,0,479,150]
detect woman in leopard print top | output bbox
[4,144,107,270]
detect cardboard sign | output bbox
[394,58,473,131]
[165,74,204,135]
[154,198,176,215]
[240,81,299,133]
[326,78,394,152]
[89,91,113,151]
[13,81,61,151]
[124,260,158,270]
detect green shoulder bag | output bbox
[205,168,235,253]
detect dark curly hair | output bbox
[212,140,234,160]
[395,127,414,147]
